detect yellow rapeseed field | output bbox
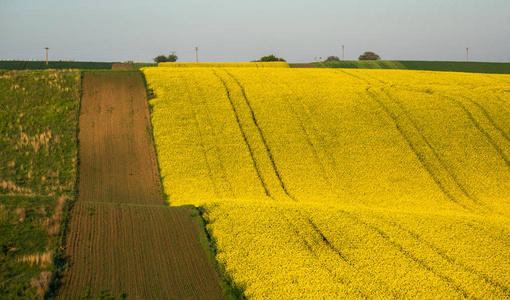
[143,67,510,299]
[158,62,290,68]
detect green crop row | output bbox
[314,60,510,74]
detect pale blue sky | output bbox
[1,0,509,62]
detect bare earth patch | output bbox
[58,72,225,299]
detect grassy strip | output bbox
[139,70,169,206]
[288,63,316,68]
[0,195,56,299]
[0,69,81,298]
[47,71,83,299]
[313,60,510,74]
[188,206,246,300]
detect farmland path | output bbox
[58,71,225,299]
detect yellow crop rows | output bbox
[143,67,510,299]
[158,62,290,68]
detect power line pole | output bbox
[466,47,469,62]
[45,47,49,65]
[195,47,199,63]
[342,45,344,61]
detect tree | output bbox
[153,53,179,63]
[358,52,381,60]
[325,56,340,62]
[153,55,168,63]
[167,54,178,62]
[257,54,286,62]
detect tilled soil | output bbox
[58,71,225,299]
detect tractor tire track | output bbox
[223,70,297,201]
[337,69,481,210]
[386,219,510,297]
[366,88,476,210]
[213,70,272,199]
[443,93,510,169]
[186,72,235,198]
[214,70,295,201]
[275,75,342,198]
[337,209,474,299]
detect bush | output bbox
[359,52,381,60]
[257,55,286,62]
[325,56,340,62]
[153,54,178,63]
[167,54,178,62]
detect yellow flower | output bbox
[143,67,510,299]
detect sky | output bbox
[1,0,509,63]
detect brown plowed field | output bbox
[58,72,225,299]
[77,71,162,204]
[112,63,135,70]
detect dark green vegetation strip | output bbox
[0,69,81,299]
[288,63,316,68]
[189,206,247,300]
[0,61,114,70]
[313,60,510,74]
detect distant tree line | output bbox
[322,52,381,62]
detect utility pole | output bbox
[195,47,199,63]
[45,47,49,65]
[466,47,469,62]
[342,45,345,61]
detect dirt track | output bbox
[58,71,225,299]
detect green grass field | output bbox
[0,69,81,299]
[0,61,114,70]
[313,60,510,74]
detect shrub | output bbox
[359,51,381,60]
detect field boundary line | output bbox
[79,201,176,208]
